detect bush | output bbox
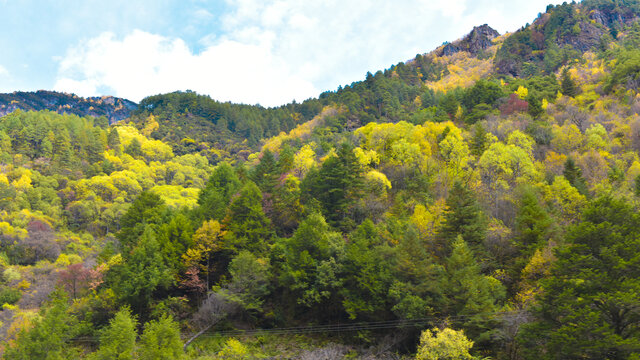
[0,286,21,305]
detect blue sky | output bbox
[0,0,564,106]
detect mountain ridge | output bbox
[0,90,137,123]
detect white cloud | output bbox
[0,65,8,77]
[54,0,564,105]
[54,30,319,106]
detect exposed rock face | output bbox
[0,91,137,123]
[438,24,500,57]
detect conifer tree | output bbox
[92,307,138,360]
[138,315,183,360]
[563,157,589,196]
[107,128,121,153]
[561,68,578,97]
[437,181,486,256]
[515,187,552,254]
[224,181,272,254]
[444,236,505,344]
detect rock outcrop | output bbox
[438,24,500,57]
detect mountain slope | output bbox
[0,90,137,123]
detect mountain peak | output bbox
[437,24,500,57]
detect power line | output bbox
[194,310,525,338]
[69,310,526,343]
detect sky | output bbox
[0,0,566,107]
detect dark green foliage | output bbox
[470,124,489,157]
[275,213,344,308]
[390,226,444,320]
[92,307,138,360]
[437,182,487,256]
[124,138,143,158]
[520,196,640,359]
[117,191,167,249]
[224,250,272,314]
[109,227,174,314]
[439,93,460,119]
[634,174,640,197]
[302,143,363,229]
[340,220,394,320]
[250,150,279,192]
[563,157,590,196]
[515,187,553,254]
[461,79,505,110]
[197,162,242,221]
[3,291,80,360]
[224,181,273,254]
[107,128,121,151]
[443,237,505,345]
[158,213,194,272]
[605,48,640,93]
[0,286,21,305]
[561,68,579,97]
[465,104,495,124]
[138,315,184,360]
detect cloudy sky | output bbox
[0,0,564,106]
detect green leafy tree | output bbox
[563,157,589,197]
[444,237,505,345]
[138,315,184,360]
[515,187,552,254]
[109,226,174,314]
[390,225,444,320]
[157,213,194,272]
[3,291,80,360]
[224,181,273,255]
[222,250,272,314]
[91,307,138,360]
[197,162,242,221]
[250,149,279,192]
[340,219,394,320]
[437,182,486,257]
[117,191,167,250]
[107,128,121,152]
[520,196,640,359]
[469,124,489,158]
[276,213,344,309]
[560,68,578,97]
[302,143,363,229]
[415,327,475,360]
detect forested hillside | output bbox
[0,91,137,123]
[3,0,640,359]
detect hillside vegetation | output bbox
[3,0,640,359]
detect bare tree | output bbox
[183,291,238,350]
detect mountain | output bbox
[5,0,640,359]
[0,90,137,123]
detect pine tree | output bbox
[561,68,578,97]
[92,307,138,360]
[138,315,183,360]
[3,291,80,360]
[470,123,488,157]
[302,143,363,229]
[515,188,552,254]
[520,196,640,359]
[563,157,589,196]
[437,181,486,256]
[107,128,121,153]
[197,162,241,221]
[444,236,505,343]
[224,181,272,255]
[250,149,278,193]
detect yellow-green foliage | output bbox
[415,327,474,360]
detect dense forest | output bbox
[3,0,640,358]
